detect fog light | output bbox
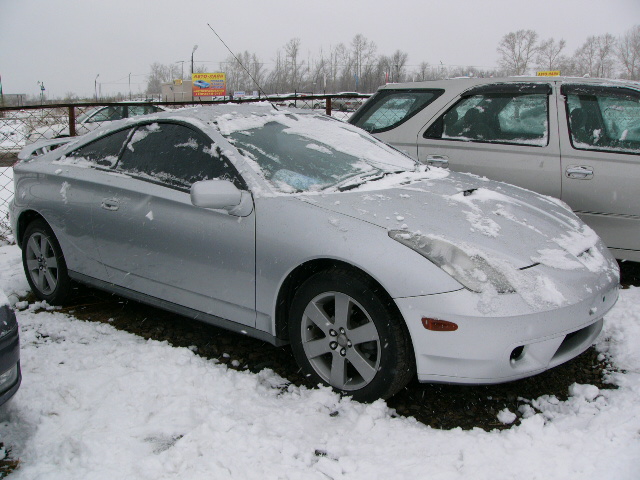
[510,346,525,363]
[422,317,458,332]
[0,364,18,390]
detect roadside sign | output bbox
[537,71,561,77]
[192,73,226,97]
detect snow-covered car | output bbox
[332,92,368,112]
[0,294,21,406]
[26,103,166,141]
[349,77,640,262]
[10,104,619,401]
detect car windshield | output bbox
[218,112,415,193]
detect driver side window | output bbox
[116,123,246,190]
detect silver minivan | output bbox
[349,77,640,262]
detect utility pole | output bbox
[95,74,100,101]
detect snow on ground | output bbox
[0,243,639,479]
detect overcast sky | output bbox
[1,0,639,98]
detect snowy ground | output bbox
[0,242,639,479]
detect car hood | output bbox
[297,170,619,306]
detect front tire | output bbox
[288,269,415,402]
[22,219,72,305]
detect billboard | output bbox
[192,73,226,97]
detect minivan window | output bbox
[565,87,640,154]
[349,89,444,133]
[425,92,549,147]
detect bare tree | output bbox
[415,62,431,81]
[146,62,181,94]
[350,34,377,92]
[221,51,265,94]
[574,34,617,77]
[285,38,306,91]
[389,50,409,83]
[617,25,640,80]
[536,38,567,71]
[497,30,539,75]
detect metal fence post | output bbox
[68,106,76,137]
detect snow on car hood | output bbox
[299,170,619,308]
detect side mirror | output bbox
[190,180,253,217]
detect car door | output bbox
[90,121,257,327]
[559,84,640,259]
[416,83,562,199]
[48,127,134,281]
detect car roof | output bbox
[378,76,640,92]
[124,102,287,124]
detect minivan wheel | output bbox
[22,219,71,305]
[288,269,415,402]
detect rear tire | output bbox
[288,268,415,402]
[22,219,72,305]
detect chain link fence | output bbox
[0,94,370,242]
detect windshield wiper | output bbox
[335,170,404,192]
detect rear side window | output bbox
[425,91,549,147]
[66,128,133,167]
[349,89,443,133]
[127,105,163,117]
[116,123,245,190]
[564,85,640,155]
[86,106,126,123]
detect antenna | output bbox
[206,23,276,108]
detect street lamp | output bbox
[94,74,100,101]
[129,72,132,100]
[191,45,198,76]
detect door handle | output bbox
[565,165,594,180]
[425,154,449,168]
[101,198,119,211]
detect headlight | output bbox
[388,230,515,294]
[0,305,18,340]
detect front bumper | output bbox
[395,283,618,384]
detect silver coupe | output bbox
[10,104,620,401]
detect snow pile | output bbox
[0,244,639,479]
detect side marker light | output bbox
[422,317,458,332]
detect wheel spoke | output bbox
[39,236,49,257]
[36,270,47,292]
[303,302,333,335]
[26,259,40,272]
[28,236,42,258]
[346,348,377,384]
[304,338,332,359]
[44,254,58,270]
[43,269,57,291]
[348,321,379,345]
[329,353,347,388]
[333,292,351,330]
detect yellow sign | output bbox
[173,79,183,85]
[537,71,561,77]
[192,73,226,97]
